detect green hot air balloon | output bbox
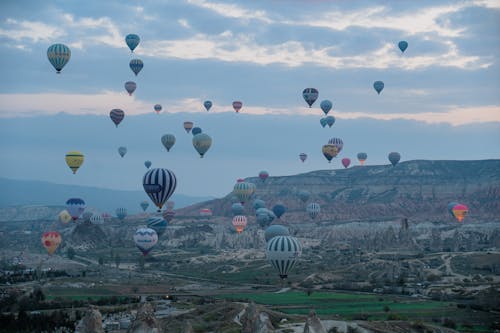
[192,133,212,158]
[161,134,176,152]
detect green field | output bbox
[44,287,119,301]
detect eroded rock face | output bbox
[303,309,326,333]
[242,302,275,333]
[75,307,104,333]
[183,320,194,333]
[128,302,160,333]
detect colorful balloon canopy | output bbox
[266,235,302,279]
[143,168,177,211]
[192,127,202,136]
[42,232,62,255]
[125,81,137,96]
[320,118,327,128]
[125,34,140,52]
[200,208,213,217]
[342,158,351,168]
[325,115,335,128]
[204,100,212,111]
[322,144,338,163]
[388,152,401,166]
[162,210,175,223]
[299,153,307,163]
[65,151,84,174]
[272,204,286,219]
[47,44,71,73]
[264,225,290,242]
[307,202,320,220]
[140,201,149,212]
[161,134,176,152]
[183,121,194,133]
[66,198,86,221]
[320,100,333,115]
[259,171,269,182]
[302,88,319,107]
[147,216,167,237]
[232,215,247,234]
[154,104,162,114]
[398,41,408,53]
[328,137,344,153]
[447,201,459,218]
[373,81,384,94]
[232,101,243,113]
[193,133,212,158]
[116,207,127,221]
[452,204,469,222]
[118,146,127,158]
[129,59,143,76]
[90,214,104,225]
[110,109,125,127]
[231,202,244,216]
[357,152,367,165]
[134,227,158,256]
[233,182,255,205]
[144,160,152,169]
[58,210,72,224]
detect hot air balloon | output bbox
[373,81,384,94]
[118,146,127,158]
[232,101,243,113]
[116,208,127,221]
[82,211,93,223]
[447,202,459,218]
[66,198,86,221]
[200,208,212,217]
[265,224,290,242]
[237,178,245,183]
[322,144,338,163]
[325,115,335,128]
[166,201,175,210]
[162,210,175,223]
[232,215,247,234]
[192,127,202,136]
[357,152,367,165]
[452,204,469,222]
[256,209,275,228]
[398,41,408,53]
[58,210,72,224]
[307,202,320,220]
[302,88,319,107]
[125,81,137,96]
[125,34,140,52]
[110,109,125,127]
[65,151,84,174]
[320,100,332,115]
[259,171,269,182]
[231,203,244,216]
[161,134,176,152]
[90,214,104,225]
[298,190,310,203]
[299,153,307,163]
[143,168,177,211]
[140,201,149,212]
[183,121,193,133]
[41,232,62,255]
[204,100,212,111]
[134,227,158,256]
[266,235,301,279]
[47,44,71,73]
[328,137,344,153]
[129,59,143,76]
[154,104,162,114]
[147,216,167,237]
[253,199,266,210]
[145,160,152,169]
[388,152,401,166]
[320,118,327,128]
[234,182,255,205]
[342,158,351,168]
[272,204,286,219]
[193,133,212,158]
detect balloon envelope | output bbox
[373,81,384,94]
[299,153,307,162]
[320,118,327,128]
[90,214,104,225]
[265,224,290,242]
[42,232,62,255]
[398,41,408,53]
[272,204,286,219]
[232,215,247,234]
[58,210,72,224]
[129,59,143,76]
[342,158,351,168]
[192,133,212,158]
[192,127,202,136]
[325,115,335,127]
[125,81,137,96]
[118,146,127,158]
[253,199,266,210]
[143,168,177,210]
[116,208,127,221]
[47,44,71,73]
[307,202,320,219]
[183,121,193,133]
[204,100,212,111]
[320,100,333,115]
[154,104,162,114]
[231,203,244,216]
[66,198,86,220]
[65,151,84,174]
[259,171,269,182]
[388,152,401,166]
[161,134,176,152]
[147,216,167,237]
[134,228,158,256]
[232,101,243,113]
[447,202,459,218]
[302,88,319,107]
[357,152,367,165]
[125,34,140,52]
[140,201,149,212]
[144,161,152,169]
[234,182,255,204]
[266,235,301,279]
[298,190,310,203]
[162,210,175,223]
[452,204,468,222]
[110,109,125,127]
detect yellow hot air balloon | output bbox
[41,232,62,255]
[58,210,72,224]
[65,151,84,174]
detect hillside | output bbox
[177,159,500,222]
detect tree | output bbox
[66,247,76,260]
[114,254,121,268]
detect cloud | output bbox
[178,19,191,29]
[0,18,65,43]
[61,14,123,48]
[186,0,273,23]
[1,92,499,126]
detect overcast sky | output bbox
[0,0,499,197]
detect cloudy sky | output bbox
[0,0,499,197]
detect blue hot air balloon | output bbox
[325,115,335,128]
[320,118,327,128]
[140,201,149,212]
[272,204,287,219]
[373,81,384,95]
[302,88,319,108]
[231,203,244,216]
[129,59,143,76]
[118,146,127,158]
[47,44,71,73]
[264,224,290,242]
[125,34,140,52]
[253,199,266,210]
[388,152,401,166]
[192,127,202,136]
[143,168,177,211]
[398,41,408,53]
[144,160,152,169]
[204,100,212,111]
[320,100,333,115]
[447,202,459,218]
[66,198,86,221]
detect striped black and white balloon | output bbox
[116,207,127,221]
[266,235,302,279]
[143,168,177,211]
[90,214,104,225]
[306,202,321,220]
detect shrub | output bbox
[442,318,456,329]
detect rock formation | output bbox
[75,306,104,333]
[128,302,160,333]
[242,302,275,333]
[303,309,326,333]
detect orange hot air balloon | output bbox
[452,204,469,222]
[41,231,62,255]
[232,215,247,234]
